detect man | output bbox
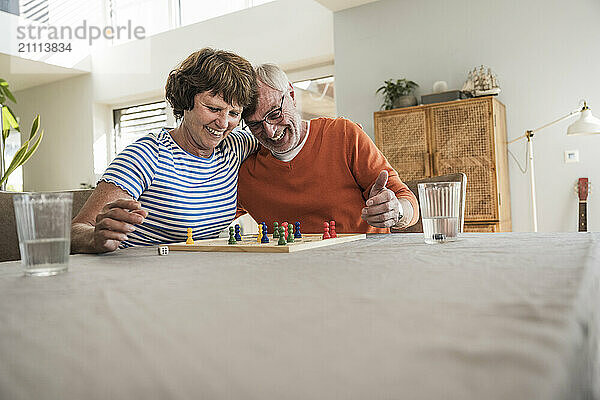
[237,63,418,234]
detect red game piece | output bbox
[322,221,331,239]
[282,221,288,230]
[329,220,337,238]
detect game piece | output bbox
[186,228,194,244]
[322,221,331,239]
[157,245,169,255]
[257,223,263,242]
[330,220,337,238]
[261,224,269,243]
[277,227,287,245]
[282,222,289,239]
[294,221,302,238]
[228,227,237,244]
[234,224,242,241]
[273,222,279,238]
[287,224,295,243]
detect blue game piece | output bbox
[294,221,302,238]
[234,224,242,241]
[261,224,269,243]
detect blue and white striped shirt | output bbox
[101,128,258,247]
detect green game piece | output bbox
[273,222,279,238]
[277,227,287,245]
[228,226,237,245]
[287,224,295,243]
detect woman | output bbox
[72,48,258,253]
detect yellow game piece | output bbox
[257,224,262,242]
[186,227,194,245]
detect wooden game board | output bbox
[166,233,366,253]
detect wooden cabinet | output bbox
[374,97,511,232]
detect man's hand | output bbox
[92,199,148,252]
[361,170,402,228]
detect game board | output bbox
[166,233,366,253]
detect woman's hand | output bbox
[91,199,148,252]
[71,181,148,254]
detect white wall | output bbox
[12,74,94,191]
[15,0,333,190]
[333,0,600,232]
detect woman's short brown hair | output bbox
[165,48,256,120]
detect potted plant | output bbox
[376,78,419,110]
[0,78,43,191]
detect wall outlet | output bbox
[564,150,579,163]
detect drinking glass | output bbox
[13,192,73,276]
[417,182,461,244]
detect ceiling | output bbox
[0,53,89,92]
[0,0,381,92]
[313,0,380,12]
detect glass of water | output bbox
[13,192,73,276]
[417,182,461,244]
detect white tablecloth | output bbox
[0,233,598,400]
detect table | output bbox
[0,233,598,400]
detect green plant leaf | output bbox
[19,128,43,168]
[4,105,21,132]
[2,105,19,131]
[0,122,43,187]
[0,85,16,103]
[0,141,29,186]
[29,115,40,140]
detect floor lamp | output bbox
[508,101,600,232]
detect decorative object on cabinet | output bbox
[432,81,448,93]
[376,78,419,110]
[421,90,470,105]
[507,100,600,232]
[374,96,511,232]
[462,65,500,97]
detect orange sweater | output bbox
[237,118,418,234]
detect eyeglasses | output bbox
[245,94,286,131]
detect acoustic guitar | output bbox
[577,177,590,232]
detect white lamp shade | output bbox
[567,109,600,136]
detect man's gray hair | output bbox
[241,63,291,120]
[255,63,290,92]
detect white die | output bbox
[157,246,169,256]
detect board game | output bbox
[166,233,366,253]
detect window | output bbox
[178,0,273,27]
[19,0,48,22]
[107,0,171,43]
[18,0,106,27]
[0,0,19,16]
[292,76,335,120]
[112,100,168,155]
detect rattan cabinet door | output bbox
[429,99,499,221]
[374,109,429,182]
